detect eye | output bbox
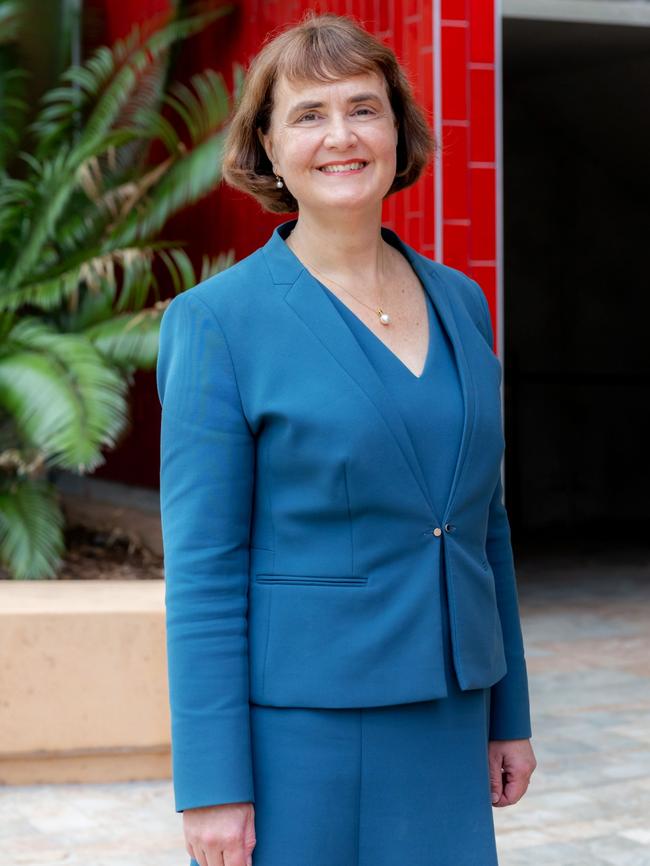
[296,107,377,123]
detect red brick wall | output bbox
[95,0,498,488]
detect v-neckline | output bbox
[320,281,433,380]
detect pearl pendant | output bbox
[378,310,391,325]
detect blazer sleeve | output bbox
[471,280,533,741]
[156,290,255,812]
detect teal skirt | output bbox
[191,559,498,866]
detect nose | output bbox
[323,113,358,147]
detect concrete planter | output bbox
[0,580,170,785]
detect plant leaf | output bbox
[0,0,21,45]
[83,307,163,370]
[113,130,225,245]
[0,318,128,470]
[0,476,65,579]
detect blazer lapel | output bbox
[263,219,476,523]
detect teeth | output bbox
[320,162,366,173]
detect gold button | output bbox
[432,527,442,537]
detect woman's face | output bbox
[260,70,399,214]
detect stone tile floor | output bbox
[492,543,650,866]
[1,544,649,866]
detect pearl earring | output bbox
[274,174,284,189]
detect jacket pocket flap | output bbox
[255,573,367,586]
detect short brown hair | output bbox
[221,12,438,213]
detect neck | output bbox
[285,207,391,289]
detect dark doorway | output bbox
[502,16,650,554]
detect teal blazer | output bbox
[156,217,532,812]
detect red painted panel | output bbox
[443,222,470,273]
[392,0,404,64]
[468,0,494,64]
[441,23,468,120]
[358,0,376,26]
[377,0,392,34]
[421,169,435,248]
[403,18,421,85]
[442,123,470,220]
[469,166,496,262]
[442,0,468,20]
[466,1,497,343]
[418,45,434,115]
[104,0,171,40]
[421,0,433,44]
[405,0,419,20]
[469,67,495,163]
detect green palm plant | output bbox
[0,1,243,578]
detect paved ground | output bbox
[492,543,650,866]
[2,545,649,866]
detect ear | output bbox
[257,128,274,166]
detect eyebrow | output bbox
[287,92,382,115]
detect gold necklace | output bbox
[288,234,392,326]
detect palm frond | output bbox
[157,249,197,296]
[0,67,29,169]
[0,318,128,471]
[164,68,230,145]
[231,61,245,107]
[1,236,134,314]
[127,108,181,155]
[0,173,37,255]
[0,3,239,579]
[0,311,14,347]
[0,238,186,315]
[0,265,85,313]
[199,250,236,281]
[83,306,164,370]
[0,0,21,45]
[6,6,232,292]
[112,130,225,246]
[38,141,173,267]
[30,4,232,157]
[4,146,78,290]
[0,476,64,579]
[78,143,175,226]
[3,128,157,291]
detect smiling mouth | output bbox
[317,161,369,173]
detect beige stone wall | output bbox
[0,581,171,784]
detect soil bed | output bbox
[60,525,164,580]
[0,525,164,580]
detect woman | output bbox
[157,12,537,866]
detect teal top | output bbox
[321,283,466,689]
[321,285,464,521]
